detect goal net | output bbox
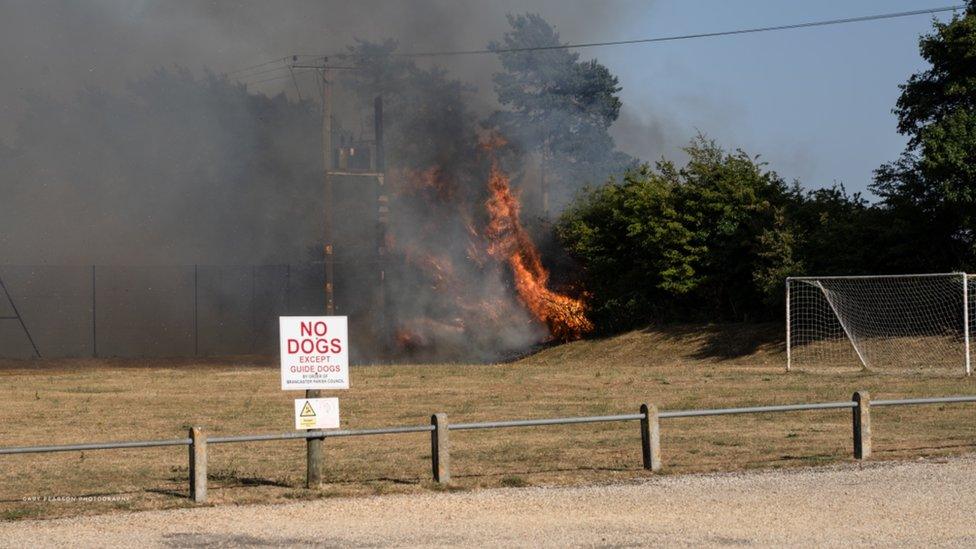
[787,273,972,374]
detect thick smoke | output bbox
[0,1,665,361]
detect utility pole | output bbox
[541,134,551,221]
[306,64,333,489]
[374,96,390,356]
[301,59,388,352]
[322,67,335,317]
[290,58,352,317]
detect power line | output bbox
[224,54,324,79]
[234,64,295,81]
[288,65,304,101]
[232,5,966,88]
[327,5,966,59]
[243,68,317,86]
[224,56,290,76]
[232,57,338,86]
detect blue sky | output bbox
[590,1,963,196]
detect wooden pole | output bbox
[307,65,334,489]
[853,391,872,460]
[374,95,390,355]
[431,413,450,484]
[188,426,207,503]
[640,403,661,472]
[322,68,335,316]
[305,390,323,488]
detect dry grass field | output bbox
[2,322,975,521]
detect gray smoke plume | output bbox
[0,0,670,361]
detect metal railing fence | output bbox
[2,392,975,503]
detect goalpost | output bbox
[786,273,972,375]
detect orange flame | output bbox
[483,139,593,341]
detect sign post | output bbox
[279,316,348,488]
[306,388,323,488]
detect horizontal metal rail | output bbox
[660,401,856,418]
[873,395,976,407]
[3,395,976,456]
[209,425,434,444]
[0,438,191,455]
[451,413,644,430]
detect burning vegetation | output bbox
[387,135,592,360]
[482,138,594,341]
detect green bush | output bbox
[557,136,801,330]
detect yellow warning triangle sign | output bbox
[300,401,316,417]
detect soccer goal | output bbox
[786,273,973,374]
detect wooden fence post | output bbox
[852,391,871,460]
[640,404,662,472]
[188,426,207,503]
[431,413,450,484]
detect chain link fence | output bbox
[0,264,331,358]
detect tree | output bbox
[488,13,634,214]
[556,166,700,331]
[676,136,796,320]
[872,2,976,270]
[557,136,798,330]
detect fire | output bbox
[483,140,594,341]
[387,136,592,358]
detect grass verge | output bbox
[1,322,974,520]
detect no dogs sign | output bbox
[279,316,349,390]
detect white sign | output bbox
[294,397,340,430]
[279,316,349,390]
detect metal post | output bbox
[0,271,41,358]
[431,413,450,484]
[285,264,291,313]
[91,265,97,358]
[250,265,256,342]
[189,426,207,503]
[852,391,871,460]
[785,278,791,372]
[963,272,970,376]
[306,389,323,488]
[193,264,198,356]
[640,404,661,472]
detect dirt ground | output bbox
[3,456,976,547]
[1,322,975,521]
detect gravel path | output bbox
[4,456,976,547]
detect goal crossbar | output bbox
[788,272,966,281]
